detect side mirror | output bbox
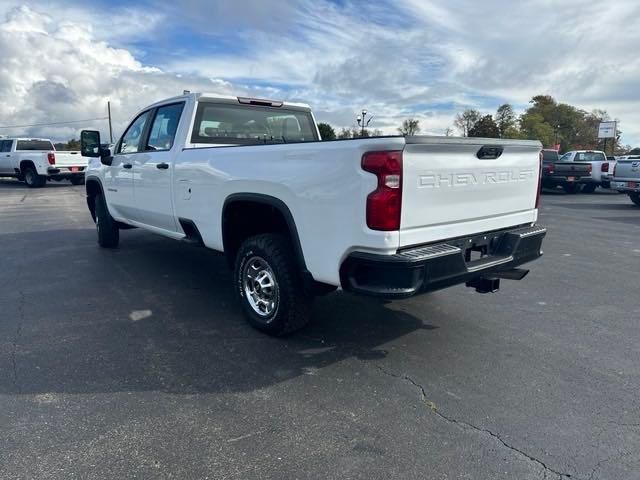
[81,130,113,166]
[81,130,101,158]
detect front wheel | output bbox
[630,193,640,207]
[95,193,119,248]
[234,234,312,336]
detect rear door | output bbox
[0,140,13,174]
[399,137,541,247]
[130,102,184,232]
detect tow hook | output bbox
[466,277,500,294]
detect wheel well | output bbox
[19,160,35,173]
[222,199,301,269]
[85,179,102,222]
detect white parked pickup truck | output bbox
[80,92,546,336]
[0,138,87,187]
[554,150,611,193]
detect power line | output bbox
[0,117,109,129]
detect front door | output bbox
[104,110,151,221]
[130,102,184,232]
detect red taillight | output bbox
[47,152,55,165]
[587,164,592,173]
[362,150,403,231]
[536,151,542,208]
[548,163,555,174]
[601,162,609,172]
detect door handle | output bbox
[156,162,169,170]
[122,163,133,169]
[5,155,10,157]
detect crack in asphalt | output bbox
[11,290,25,394]
[373,364,573,480]
[587,449,630,480]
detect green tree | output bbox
[398,118,420,136]
[454,109,481,136]
[628,147,640,155]
[519,112,555,147]
[468,115,500,138]
[317,123,336,141]
[495,104,516,137]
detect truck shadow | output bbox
[0,178,76,189]
[0,228,441,396]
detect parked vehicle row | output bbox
[541,149,612,194]
[0,137,88,187]
[79,92,546,336]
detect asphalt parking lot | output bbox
[1,179,639,480]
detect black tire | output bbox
[95,193,119,248]
[234,233,312,336]
[23,166,46,188]
[70,177,85,186]
[630,193,640,207]
[563,183,580,194]
[581,183,597,194]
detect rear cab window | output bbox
[542,150,559,163]
[574,152,606,162]
[16,140,54,151]
[190,102,319,146]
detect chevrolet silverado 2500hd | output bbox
[0,138,87,187]
[81,92,546,336]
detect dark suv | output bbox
[540,149,560,189]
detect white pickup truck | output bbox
[0,137,87,187]
[80,92,546,336]
[554,150,611,193]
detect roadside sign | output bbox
[598,121,617,139]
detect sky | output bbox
[0,0,639,146]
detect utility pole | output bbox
[107,101,113,143]
[356,109,373,137]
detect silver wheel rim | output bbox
[25,170,34,185]
[242,256,279,319]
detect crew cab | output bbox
[611,155,640,206]
[80,92,546,336]
[0,138,87,187]
[553,150,610,193]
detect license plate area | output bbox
[449,231,505,264]
[567,176,575,182]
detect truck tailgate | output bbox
[554,162,592,178]
[54,151,88,168]
[613,159,640,180]
[400,137,541,247]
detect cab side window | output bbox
[0,140,11,152]
[117,111,151,154]
[146,103,184,151]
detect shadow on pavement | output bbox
[0,228,439,397]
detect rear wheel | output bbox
[630,193,640,207]
[70,176,85,186]
[234,233,312,336]
[23,166,46,188]
[563,183,580,194]
[95,193,119,248]
[581,184,597,194]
